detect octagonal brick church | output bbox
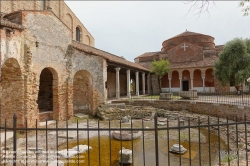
[135,30,229,94]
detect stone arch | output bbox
[205,68,214,87]
[73,70,93,114]
[182,70,190,90]
[37,68,58,119]
[1,58,24,127]
[65,13,73,31]
[171,70,179,88]
[194,69,202,87]
[161,73,169,88]
[76,26,82,42]
[85,35,90,45]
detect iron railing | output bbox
[0,114,249,166]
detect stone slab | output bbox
[157,122,166,126]
[74,113,89,119]
[0,132,13,143]
[39,120,56,126]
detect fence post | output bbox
[13,113,17,166]
[154,114,159,166]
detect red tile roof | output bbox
[70,41,149,72]
[168,30,213,40]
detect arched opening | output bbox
[171,70,180,90]
[182,70,190,91]
[161,73,169,88]
[193,69,202,88]
[65,13,73,30]
[1,58,24,127]
[85,35,90,45]
[37,67,58,121]
[73,70,93,114]
[76,26,81,42]
[38,68,54,113]
[205,68,214,87]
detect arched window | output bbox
[76,27,81,42]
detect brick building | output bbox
[0,0,149,127]
[135,30,231,94]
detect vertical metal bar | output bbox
[66,120,69,166]
[142,119,145,166]
[188,117,191,166]
[13,114,17,166]
[98,120,100,166]
[46,120,48,165]
[4,119,6,166]
[87,119,90,166]
[235,115,239,166]
[35,119,38,166]
[244,114,248,166]
[167,118,170,166]
[25,119,28,166]
[120,118,122,165]
[178,117,181,166]
[208,116,211,166]
[131,118,134,166]
[198,116,201,166]
[218,116,221,165]
[56,120,58,165]
[154,114,159,166]
[227,115,230,166]
[109,120,112,165]
[77,119,79,166]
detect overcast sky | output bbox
[65,1,250,62]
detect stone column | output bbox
[115,67,120,99]
[126,69,131,97]
[202,77,205,92]
[179,78,182,91]
[168,78,172,92]
[142,73,145,95]
[135,71,139,96]
[190,77,194,90]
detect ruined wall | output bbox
[69,49,106,115]
[1,0,95,46]
[113,100,250,122]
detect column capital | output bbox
[202,76,205,79]
[115,67,121,72]
[179,78,182,80]
[142,72,145,77]
[190,77,193,80]
[168,77,172,80]
[126,69,130,74]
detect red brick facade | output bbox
[135,30,227,93]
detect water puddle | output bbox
[59,128,227,166]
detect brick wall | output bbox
[1,0,95,46]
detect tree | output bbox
[214,38,250,91]
[186,0,250,16]
[150,58,170,93]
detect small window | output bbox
[76,27,81,42]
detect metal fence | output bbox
[0,114,249,166]
[115,91,250,107]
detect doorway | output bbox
[182,80,189,91]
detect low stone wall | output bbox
[179,90,197,99]
[111,100,250,122]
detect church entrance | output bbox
[182,80,189,91]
